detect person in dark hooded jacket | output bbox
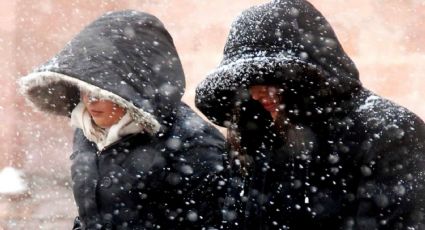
[19,10,226,230]
[195,0,425,229]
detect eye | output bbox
[82,93,99,103]
[88,95,99,102]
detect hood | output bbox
[19,10,186,134]
[195,0,361,126]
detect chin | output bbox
[93,120,107,128]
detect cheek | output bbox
[104,105,115,114]
[252,92,266,101]
[98,101,116,112]
[82,97,89,107]
[107,104,126,119]
[269,93,281,103]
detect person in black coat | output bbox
[195,0,425,229]
[19,10,226,230]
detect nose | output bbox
[252,91,267,101]
[260,96,272,104]
[253,92,271,102]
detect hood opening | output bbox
[19,71,161,134]
[196,53,361,127]
[240,65,351,123]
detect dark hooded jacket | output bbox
[195,1,425,229]
[19,10,226,230]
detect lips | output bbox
[89,110,104,116]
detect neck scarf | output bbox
[70,102,144,151]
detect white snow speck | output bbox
[0,167,27,194]
[357,95,380,112]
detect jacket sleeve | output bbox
[356,115,425,229]
[70,129,102,229]
[171,125,227,229]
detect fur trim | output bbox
[18,71,161,134]
[198,55,323,94]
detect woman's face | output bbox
[249,85,282,120]
[81,92,126,128]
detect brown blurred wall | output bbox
[0,0,424,177]
[0,1,20,170]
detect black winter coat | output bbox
[19,10,226,229]
[195,1,425,229]
[71,104,225,230]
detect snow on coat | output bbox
[19,10,226,229]
[195,0,425,229]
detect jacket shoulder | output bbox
[352,90,424,129]
[72,128,86,152]
[349,89,425,147]
[72,128,96,153]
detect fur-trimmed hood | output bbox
[19,10,186,134]
[195,0,361,126]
